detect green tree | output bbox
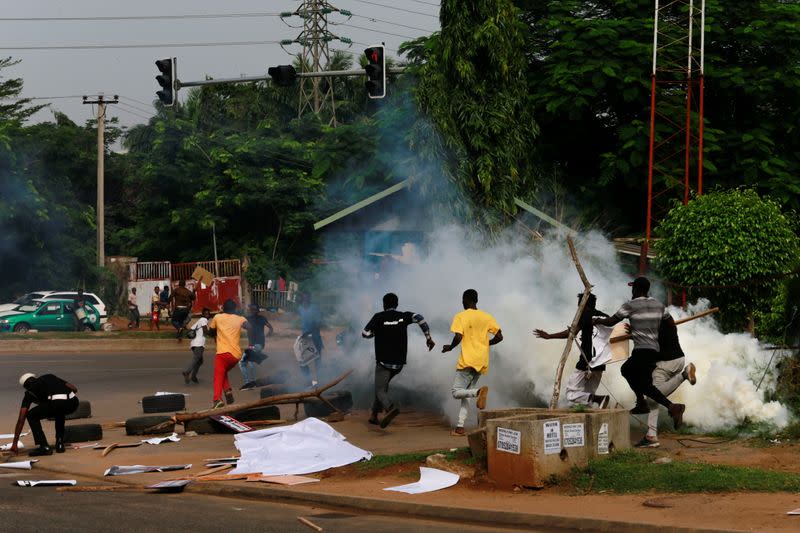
[654,189,800,333]
[403,0,539,227]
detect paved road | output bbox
[1,471,562,533]
[0,349,304,428]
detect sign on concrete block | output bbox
[543,420,561,455]
[496,427,521,455]
[598,422,609,454]
[563,423,585,448]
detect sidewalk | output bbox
[11,411,799,532]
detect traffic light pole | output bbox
[178,67,405,89]
[82,94,118,268]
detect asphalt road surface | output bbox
[1,471,559,533]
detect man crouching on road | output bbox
[10,373,79,456]
[362,292,435,429]
[442,289,503,436]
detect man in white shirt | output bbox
[183,308,212,384]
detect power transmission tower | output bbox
[83,94,118,268]
[282,1,352,126]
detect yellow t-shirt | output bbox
[209,313,247,359]
[450,308,501,374]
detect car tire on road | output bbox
[232,405,280,422]
[48,401,91,421]
[303,390,353,418]
[183,417,234,435]
[125,416,175,436]
[13,322,31,333]
[63,423,103,443]
[142,394,185,413]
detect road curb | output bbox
[184,482,738,533]
[0,339,186,353]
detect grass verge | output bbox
[573,449,800,493]
[356,448,470,473]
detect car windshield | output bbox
[14,304,39,312]
[13,293,41,305]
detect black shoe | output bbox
[55,439,65,453]
[29,446,53,457]
[630,401,650,415]
[668,403,686,430]
[182,372,190,385]
[239,382,256,391]
[380,407,400,429]
[224,391,235,404]
[368,417,380,425]
[191,375,199,384]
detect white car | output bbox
[41,292,108,325]
[0,291,55,314]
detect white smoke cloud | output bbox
[327,224,790,432]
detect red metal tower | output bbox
[641,0,706,274]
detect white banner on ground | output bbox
[384,467,459,495]
[231,418,372,476]
[0,461,36,470]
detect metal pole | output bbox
[683,0,694,206]
[97,101,105,268]
[697,0,706,195]
[212,222,219,277]
[642,1,659,275]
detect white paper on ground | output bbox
[154,392,186,396]
[0,432,28,440]
[787,508,800,515]
[384,467,460,494]
[230,417,372,476]
[17,480,77,487]
[0,461,36,470]
[104,464,192,476]
[141,433,180,445]
[0,441,24,451]
[72,442,100,449]
[146,479,191,489]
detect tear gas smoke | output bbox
[319,223,790,432]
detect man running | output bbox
[362,293,435,428]
[442,289,503,436]
[534,293,610,408]
[635,317,697,447]
[240,304,273,391]
[10,373,79,456]
[183,307,211,385]
[593,277,687,429]
[170,280,196,339]
[208,299,250,408]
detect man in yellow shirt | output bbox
[442,289,503,436]
[208,299,250,409]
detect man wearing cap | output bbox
[9,373,79,456]
[594,277,687,429]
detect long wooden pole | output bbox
[609,307,719,344]
[549,237,593,409]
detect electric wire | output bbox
[330,22,420,39]
[0,13,282,22]
[0,40,282,51]
[349,0,439,19]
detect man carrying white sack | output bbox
[635,316,697,447]
[534,293,610,409]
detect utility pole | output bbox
[83,94,118,268]
[281,1,352,126]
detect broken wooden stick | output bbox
[609,307,720,344]
[297,516,324,532]
[136,370,354,434]
[549,236,593,409]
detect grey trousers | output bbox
[372,363,401,415]
[452,368,481,428]
[185,346,204,378]
[646,356,686,436]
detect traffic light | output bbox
[268,65,297,87]
[364,45,385,99]
[155,58,177,106]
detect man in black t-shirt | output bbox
[240,304,274,390]
[10,373,79,456]
[362,293,435,428]
[534,293,611,408]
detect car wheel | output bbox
[125,415,175,436]
[13,323,30,333]
[142,394,186,413]
[63,423,103,444]
[82,324,95,332]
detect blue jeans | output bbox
[239,344,262,384]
